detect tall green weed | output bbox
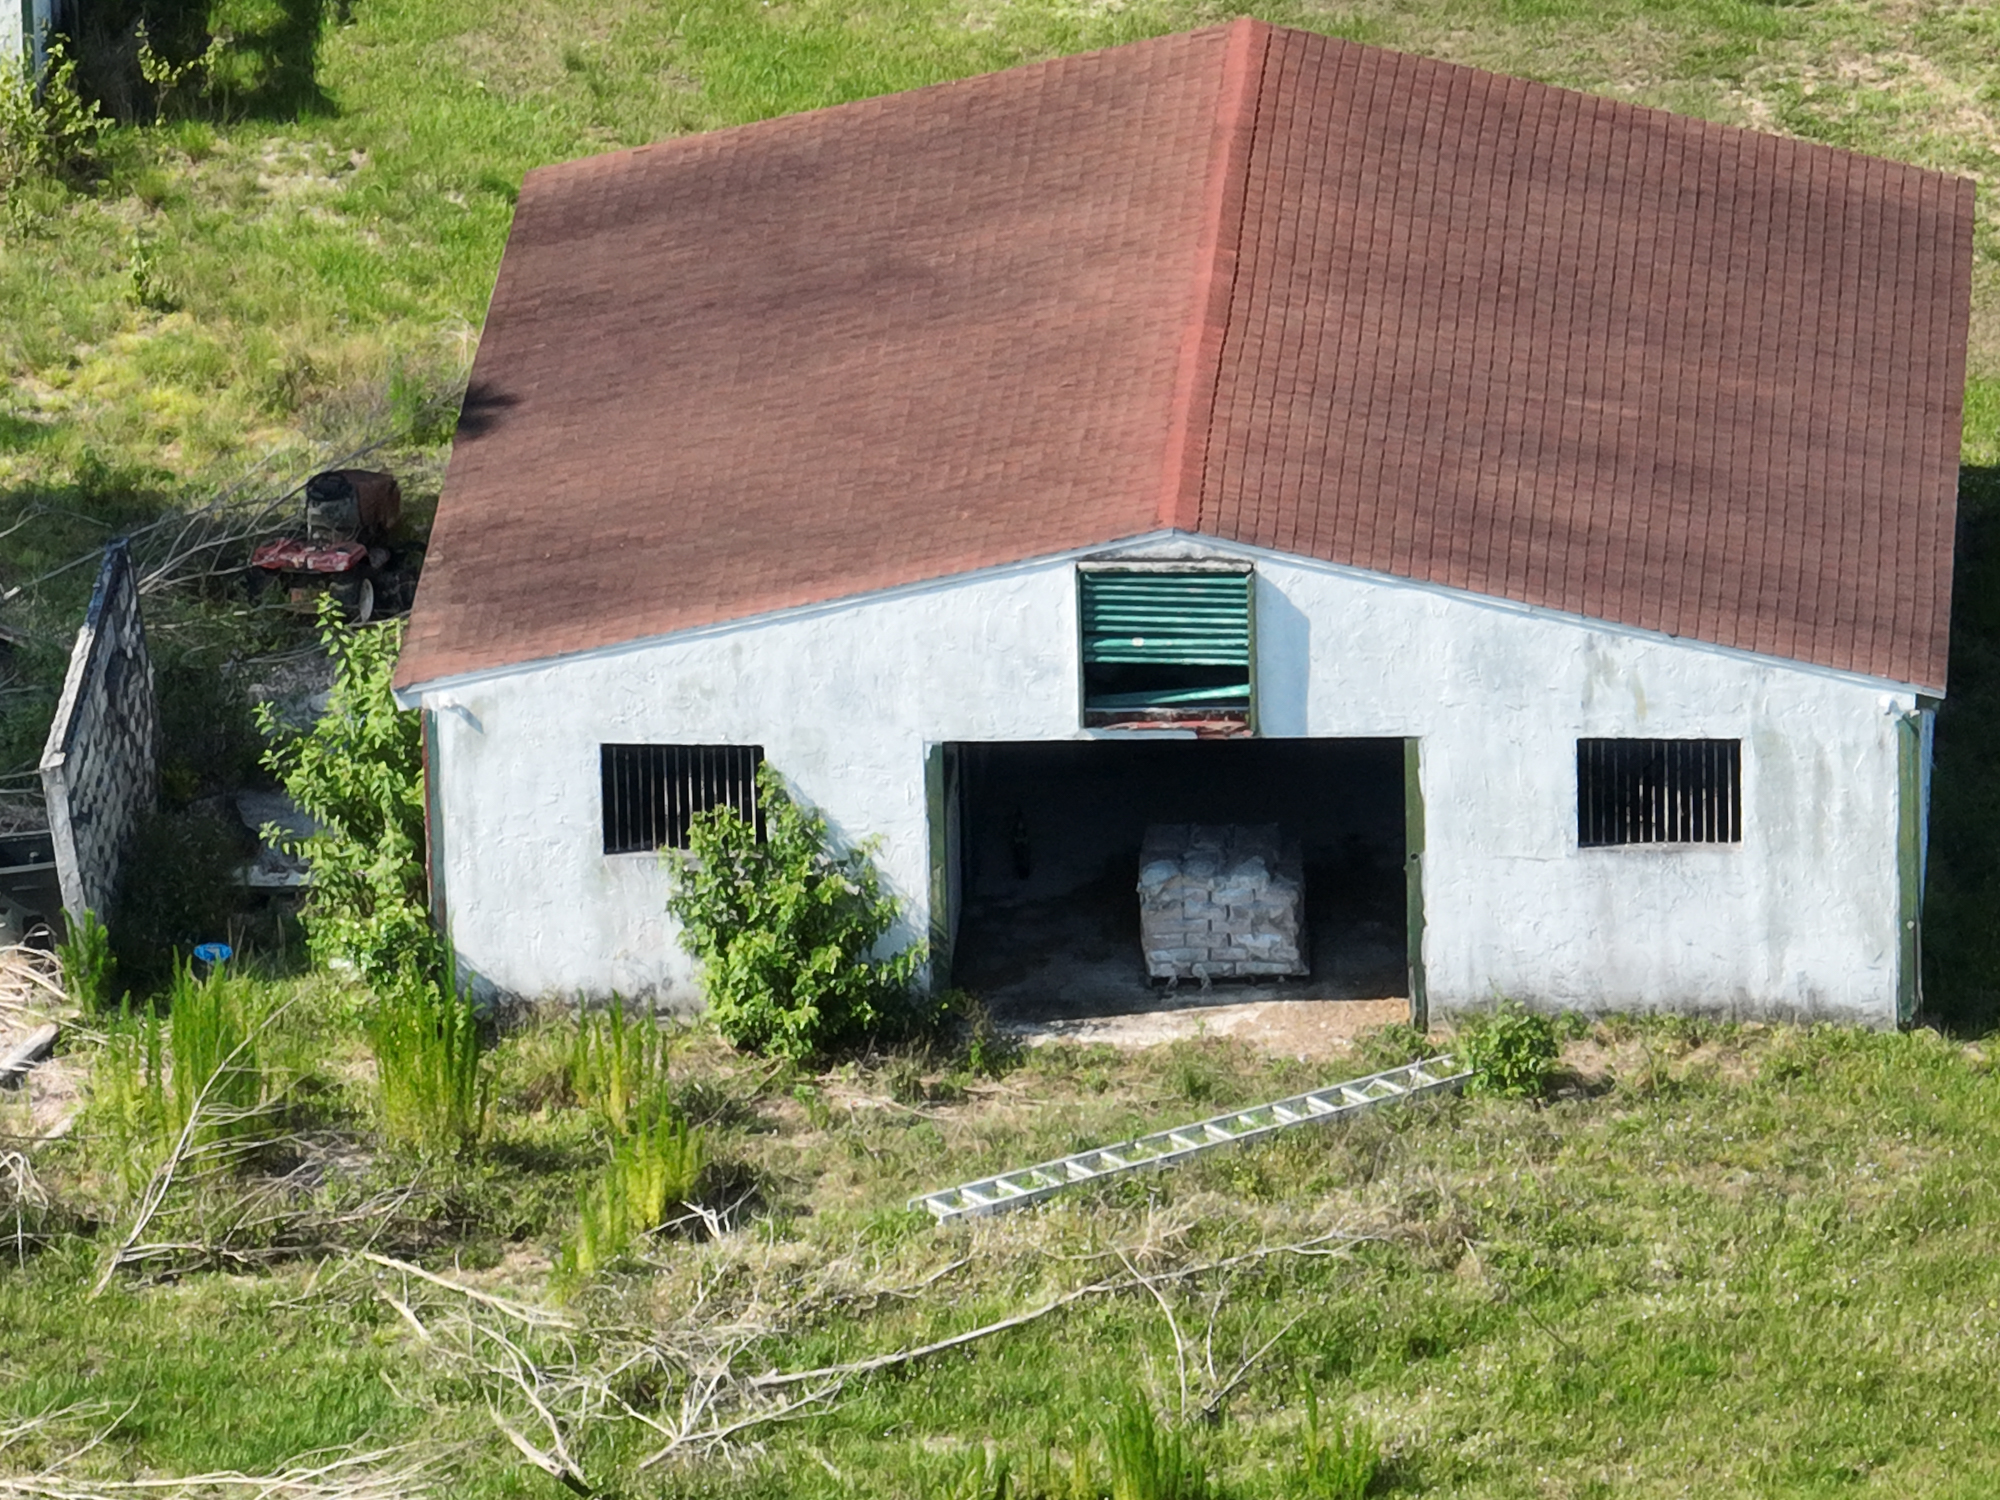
[568,1000,672,1133]
[90,960,271,1185]
[55,908,116,1011]
[1287,1384,1380,1500]
[1102,1399,1212,1500]
[370,968,487,1156]
[559,1101,706,1279]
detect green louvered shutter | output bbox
[1079,569,1253,715]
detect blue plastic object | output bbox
[192,942,233,967]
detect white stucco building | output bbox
[396,21,1974,1029]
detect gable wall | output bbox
[418,542,1914,1025]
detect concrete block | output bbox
[1136,822,1308,981]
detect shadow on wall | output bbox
[1925,463,2000,1036]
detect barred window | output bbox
[601,744,763,854]
[1577,738,1740,847]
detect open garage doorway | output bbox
[941,738,1410,1021]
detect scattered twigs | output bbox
[0,1402,114,1464]
[1199,1307,1301,1421]
[355,1251,575,1329]
[0,428,406,610]
[0,1398,435,1496]
[476,1322,593,1497]
[342,1217,1367,1482]
[748,1227,1363,1395]
[632,1378,843,1470]
[1117,1246,1192,1419]
[92,1000,298,1295]
[0,1445,439,1498]
[0,944,68,1016]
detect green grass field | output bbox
[8,1005,2000,1497]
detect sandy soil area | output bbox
[997,995,1414,1060]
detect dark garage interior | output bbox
[945,738,1408,1018]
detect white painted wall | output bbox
[5,0,55,78]
[412,535,1917,1026]
[2,0,24,77]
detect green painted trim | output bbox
[925,743,953,990]
[1246,572,1259,737]
[1896,713,1923,1027]
[1404,737,1427,1032]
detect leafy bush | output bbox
[1288,1383,1380,1500]
[258,598,438,993]
[1461,999,1560,1098]
[56,908,116,1011]
[0,42,104,211]
[370,968,487,1155]
[667,765,924,1061]
[1103,1398,1212,1500]
[560,1101,706,1278]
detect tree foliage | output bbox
[0,42,104,213]
[667,765,923,1060]
[256,597,436,992]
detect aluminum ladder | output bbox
[911,1054,1470,1224]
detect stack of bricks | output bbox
[1137,823,1307,984]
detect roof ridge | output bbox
[1155,16,1271,533]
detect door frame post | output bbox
[1404,736,1428,1032]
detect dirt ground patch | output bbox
[996,995,1413,1060]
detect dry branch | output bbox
[746,1226,1364,1393]
[356,1251,575,1329]
[92,1001,298,1294]
[0,1401,434,1499]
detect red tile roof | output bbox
[398,20,1974,694]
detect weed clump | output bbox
[55,908,116,1012]
[1461,999,1560,1098]
[93,959,272,1172]
[370,968,487,1156]
[568,998,672,1132]
[1288,1383,1379,1500]
[559,1102,706,1279]
[1103,1397,1213,1500]
[559,1001,707,1277]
